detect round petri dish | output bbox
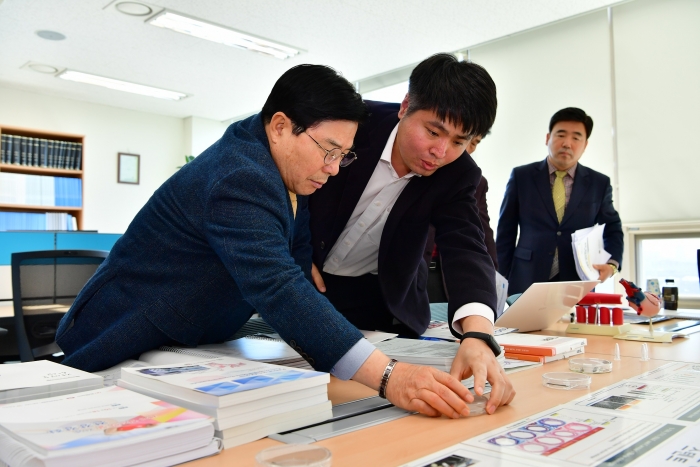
[467,394,489,416]
[542,372,591,390]
[569,358,613,374]
[256,444,332,467]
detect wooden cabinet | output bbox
[0,126,84,230]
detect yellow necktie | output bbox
[288,191,297,219]
[552,170,567,223]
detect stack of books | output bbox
[0,386,219,467]
[163,337,313,369]
[374,338,466,373]
[374,338,541,383]
[495,334,587,363]
[0,172,82,207]
[0,360,103,405]
[117,354,332,449]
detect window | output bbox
[361,81,409,103]
[636,234,700,298]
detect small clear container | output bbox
[569,358,613,374]
[467,394,489,416]
[256,444,332,467]
[542,372,591,390]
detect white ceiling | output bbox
[0,0,625,122]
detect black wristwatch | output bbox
[461,332,501,357]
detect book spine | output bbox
[65,142,73,170]
[503,352,545,363]
[74,142,82,171]
[500,345,556,357]
[0,134,5,163]
[20,136,27,165]
[3,135,11,164]
[57,141,65,169]
[32,138,39,166]
[47,140,55,168]
[12,135,20,165]
[40,139,48,167]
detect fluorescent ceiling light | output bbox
[148,11,300,60]
[57,70,187,101]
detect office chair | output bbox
[11,249,108,362]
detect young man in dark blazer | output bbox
[308,54,515,413]
[496,107,623,295]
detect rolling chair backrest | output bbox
[11,249,108,362]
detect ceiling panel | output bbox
[0,0,626,121]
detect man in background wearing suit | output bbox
[308,54,515,413]
[57,64,483,420]
[496,107,623,296]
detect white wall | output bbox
[469,9,616,229]
[0,87,185,233]
[613,0,700,222]
[467,0,700,234]
[184,116,228,159]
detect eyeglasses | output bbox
[305,132,357,167]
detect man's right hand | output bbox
[386,362,473,418]
[352,349,472,418]
[311,263,326,293]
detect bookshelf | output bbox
[0,125,84,230]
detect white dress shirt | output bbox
[323,124,419,276]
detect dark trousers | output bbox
[320,271,418,337]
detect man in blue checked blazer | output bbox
[57,64,481,419]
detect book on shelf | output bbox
[12,135,20,165]
[0,386,219,467]
[0,212,77,231]
[0,133,82,170]
[117,353,332,449]
[504,345,585,363]
[0,360,103,405]
[0,134,7,164]
[0,172,82,207]
[494,333,587,357]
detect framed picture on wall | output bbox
[118,152,140,184]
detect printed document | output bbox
[572,223,611,281]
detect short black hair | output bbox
[261,64,368,135]
[549,107,594,139]
[406,53,497,137]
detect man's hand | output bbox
[311,263,326,292]
[352,350,472,418]
[452,316,516,415]
[386,363,473,418]
[593,263,615,282]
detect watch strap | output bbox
[460,331,501,357]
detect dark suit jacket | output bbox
[309,101,497,336]
[424,176,497,303]
[496,159,623,295]
[424,176,497,269]
[57,114,364,373]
